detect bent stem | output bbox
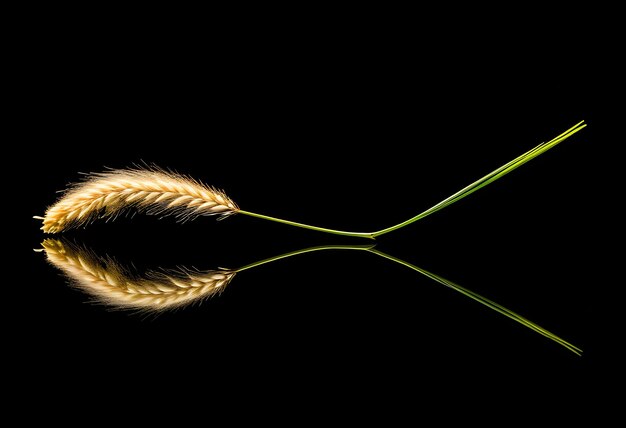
[238,120,587,239]
[367,248,582,355]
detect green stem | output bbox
[237,210,375,239]
[366,248,582,355]
[237,121,586,239]
[370,120,587,237]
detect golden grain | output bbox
[40,167,239,233]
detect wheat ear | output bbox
[38,167,238,233]
[37,121,586,237]
[40,238,236,311]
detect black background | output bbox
[11,11,608,416]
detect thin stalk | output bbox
[238,121,586,239]
[235,243,375,272]
[237,210,375,239]
[370,120,587,237]
[367,248,582,355]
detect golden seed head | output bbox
[40,167,239,233]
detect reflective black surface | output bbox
[26,122,595,362]
[17,37,603,406]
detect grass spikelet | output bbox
[40,167,239,233]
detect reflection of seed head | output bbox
[39,166,239,233]
[41,239,236,311]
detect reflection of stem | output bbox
[234,244,581,355]
[235,244,376,272]
[366,249,582,356]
